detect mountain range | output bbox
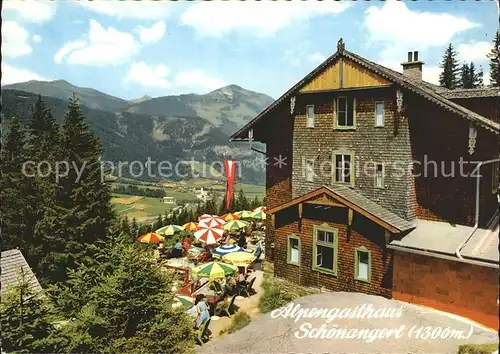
[2,80,274,185]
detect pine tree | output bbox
[469,62,483,88]
[0,268,60,353]
[439,43,461,89]
[487,30,500,87]
[460,63,471,88]
[0,117,29,252]
[35,96,114,283]
[236,189,250,210]
[154,214,163,230]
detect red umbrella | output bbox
[194,224,223,245]
[198,215,225,228]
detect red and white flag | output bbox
[224,160,237,211]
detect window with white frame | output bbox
[335,97,355,128]
[375,102,384,127]
[306,105,315,128]
[313,225,337,274]
[355,247,371,282]
[287,235,300,266]
[374,163,384,188]
[334,153,353,184]
[306,159,314,182]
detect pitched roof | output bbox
[266,185,415,233]
[437,87,500,99]
[1,249,43,295]
[231,46,499,140]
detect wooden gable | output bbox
[299,58,391,93]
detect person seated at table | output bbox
[194,294,210,329]
[183,236,192,251]
[225,276,237,295]
[236,267,247,284]
[172,239,183,258]
[237,232,247,249]
[187,304,199,321]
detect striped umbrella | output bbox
[156,224,183,236]
[253,206,266,213]
[222,251,256,265]
[222,220,249,231]
[182,222,197,231]
[174,294,195,309]
[221,213,241,221]
[136,232,164,244]
[212,244,244,258]
[198,215,225,228]
[234,210,254,219]
[250,210,266,220]
[191,261,237,281]
[194,224,223,245]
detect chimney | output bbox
[401,51,424,81]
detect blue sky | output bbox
[2,0,498,100]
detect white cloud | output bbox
[54,20,140,66]
[1,21,32,58]
[78,1,172,20]
[457,41,492,63]
[308,52,326,64]
[1,63,50,86]
[54,40,87,64]
[3,0,56,23]
[483,72,491,86]
[124,62,226,93]
[364,1,480,51]
[136,21,166,44]
[32,34,43,43]
[124,61,171,89]
[180,1,350,37]
[174,69,226,91]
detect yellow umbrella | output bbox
[136,232,164,244]
[182,222,197,231]
[222,220,249,231]
[221,213,241,221]
[156,224,183,236]
[191,261,238,281]
[222,251,256,265]
[250,210,266,220]
[234,210,253,219]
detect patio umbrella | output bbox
[194,224,223,245]
[221,213,240,221]
[198,215,225,228]
[212,244,244,258]
[234,210,253,219]
[222,251,256,265]
[174,294,195,309]
[253,206,266,213]
[250,210,266,220]
[182,222,197,231]
[156,224,183,236]
[136,232,164,244]
[191,261,237,281]
[222,220,249,231]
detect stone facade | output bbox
[291,88,415,221]
[274,205,393,298]
[393,251,499,330]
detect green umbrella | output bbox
[234,210,253,219]
[173,294,195,309]
[191,261,238,281]
[156,224,183,236]
[222,220,250,231]
[251,210,266,220]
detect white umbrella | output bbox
[194,224,223,245]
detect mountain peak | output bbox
[129,95,152,104]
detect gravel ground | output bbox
[198,292,497,354]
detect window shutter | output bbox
[352,97,356,127]
[332,99,337,129]
[347,97,353,126]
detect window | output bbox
[335,97,356,129]
[375,102,384,127]
[306,159,314,182]
[313,224,338,274]
[374,163,384,188]
[287,234,300,266]
[333,152,354,185]
[355,247,371,283]
[306,105,315,128]
[493,161,499,194]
